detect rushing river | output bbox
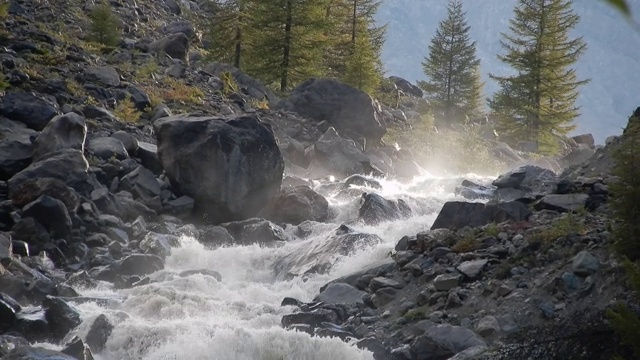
[58,173,492,360]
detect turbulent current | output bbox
[49,173,491,360]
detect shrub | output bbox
[528,212,587,244]
[161,78,204,104]
[220,71,239,97]
[452,235,477,253]
[113,95,141,123]
[0,73,9,91]
[249,98,269,110]
[88,2,121,46]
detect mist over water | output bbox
[66,173,491,360]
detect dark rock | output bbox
[88,137,129,161]
[82,105,117,121]
[494,165,557,193]
[11,218,50,250]
[125,86,150,111]
[197,225,234,248]
[136,142,163,175]
[202,62,280,104]
[571,134,595,147]
[84,66,120,87]
[433,274,460,291]
[139,231,180,258]
[260,186,328,225]
[61,336,93,360]
[0,335,29,357]
[154,114,284,223]
[43,297,81,342]
[95,254,163,281]
[0,118,37,181]
[221,218,289,246]
[32,113,87,162]
[281,308,338,329]
[492,170,527,188]
[389,76,423,98]
[276,78,386,145]
[163,0,181,14]
[149,33,189,61]
[372,287,397,308]
[343,174,382,189]
[4,346,77,360]
[85,314,113,353]
[555,179,577,194]
[0,292,20,331]
[313,283,366,305]
[8,150,91,196]
[162,20,195,38]
[164,196,195,217]
[410,323,486,360]
[0,92,59,131]
[431,201,531,230]
[571,251,599,276]
[0,233,11,262]
[119,166,161,201]
[534,194,589,212]
[22,195,72,237]
[358,193,411,225]
[110,131,139,156]
[274,225,382,278]
[369,277,403,292]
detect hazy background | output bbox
[376,0,640,143]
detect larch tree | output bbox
[419,0,483,123]
[206,0,248,69]
[244,0,330,93]
[488,0,589,154]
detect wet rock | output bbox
[178,269,222,281]
[0,335,29,357]
[433,274,460,291]
[260,186,329,225]
[492,169,526,189]
[197,225,234,248]
[95,254,163,281]
[455,180,493,200]
[88,137,129,161]
[313,283,366,305]
[154,114,284,223]
[534,194,589,212]
[22,196,71,237]
[139,231,180,258]
[221,218,289,246]
[343,174,382,189]
[8,150,91,196]
[0,292,20,331]
[457,259,488,279]
[357,337,391,360]
[85,314,113,353]
[358,193,411,225]
[431,201,531,230]
[276,78,386,145]
[32,113,87,162]
[494,165,557,193]
[110,131,138,156]
[149,33,189,61]
[274,225,382,278]
[281,308,339,329]
[4,346,78,360]
[84,66,120,87]
[410,323,486,360]
[571,251,599,276]
[0,92,59,131]
[0,118,37,181]
[61,337,94,360]
[43,297,81,342]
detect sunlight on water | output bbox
[69,173,493,360]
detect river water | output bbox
[63,173,490,360]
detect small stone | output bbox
[476,315,501,337]
[539,302,555,319]
[433,274,460,291]
[571,251,599,276]
[497,284,513,297]
[457,259,488,279]
[369,277,403,292]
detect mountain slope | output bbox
[376,0,640,143]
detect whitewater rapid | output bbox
[60,173,492,360]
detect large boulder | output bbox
[493,165,557,194]
[32,113,87,162]
[0,118,37,180]
[276,78,386,145]
[431,201,532,230]
[274,224,382,279]
[154,113,284,223]
[10,178,80,215]
[306,127,382,178]
[0,92,59,131]
[358,192,412,225]
[87,137,129,160]
[559,145,596,168]
[83,66,120,87]
[220,218,290,246]
[260,186,329,225]
[22,195,72,237]
[389,76,423,98]
[571,134,595,148]
[8,150,91,196]
[149,33,189,62]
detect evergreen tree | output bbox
[88,1,121,47]
[488,0,589,154]
[419,0,483,123]
[206,0,248,69]
[343,22,381,93]
[244,0,330,92]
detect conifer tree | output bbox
[244,0,330,93]
[88,1,121,47]
[207,0,247,69]
[343,22,381,93]
[419,0,483,123]
[488,0,589,154]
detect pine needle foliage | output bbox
[488,0,589,154]
[419,0,484,123]
[206,0,248,69]
[88,2,121,47]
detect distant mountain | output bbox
[376,0,640,143]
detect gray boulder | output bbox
[260,185,328,225]
[136,142,163,175]
[276,78,386,145]
[110,131,139,156]
[410,322,486,360]
[149,33,189,61]
[0,92,59,131]
[32,113,87,162]
[358,192,411,225]
[560,145,596,168]
[88,137,129,160]
[22,195,72,237]
[8,149,91,195]
[221,218,289,246]
[534,194,589,212]
[571,134,595,148]
[119,166,161,202]
[84,66,120,87]
[154,113,284,223]
[10,178,80,214]
[162,20,195,38]
[0,118,37,180]
[431,201,531,230]
[313,283,367,305]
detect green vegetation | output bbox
[489,0,589,155]
[160,78,204,104]
[528,211,587,244]
[207,0,248,68]
[113,95,142,123]
[220,71,239,97]
[452,235,477,253]
[88,2,121,46]
[0,73,9,91]
[608,112,640,359]
[419,0,483,124]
